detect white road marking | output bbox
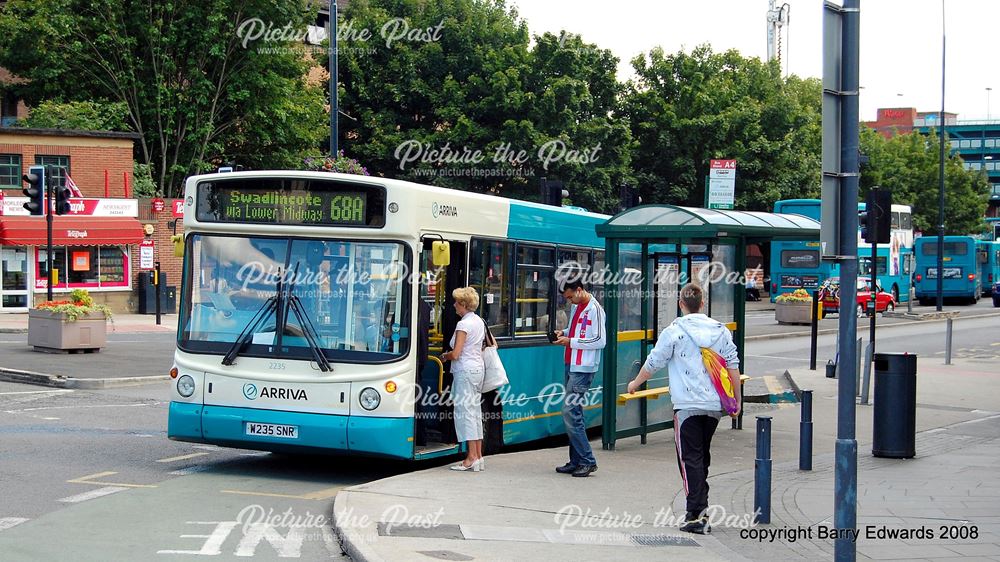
[41,417,60,421]
[0,390,74,396]
[58,486,128,503]
[4,403,158,413]
[191,445,220,451]
[0,517,30,531]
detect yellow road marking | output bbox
[220,485,344,501]
[763,376,783,396]
[67,471,157,489]
[156,452,210,463]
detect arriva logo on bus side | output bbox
[243,383,259,400]
[431,202,457,218]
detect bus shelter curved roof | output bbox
[595,204,821,241]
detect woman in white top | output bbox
[440,286,486,471]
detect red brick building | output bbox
[0,127,165,313]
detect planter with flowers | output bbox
[774,289,815,325]
[28,289,112,353]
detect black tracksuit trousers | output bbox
[673,411,720,519]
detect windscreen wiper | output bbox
[283,263,333,372]
[221,273,283,366]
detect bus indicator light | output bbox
[385,381,397,393]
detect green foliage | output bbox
[621,45,822,210]
[859,127,989,235]
[132,162,158,198]
[19,100,129,131]
[36,289,112,322]
[0,0,328,197]
[333,0,632,212]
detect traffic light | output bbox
[540,178,565,207]
[53,176,72,215]
[21,165,46,216]
[619,184,641,211]
[860,189,892,244]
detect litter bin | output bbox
[872,352,917,458]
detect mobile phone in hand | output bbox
[547,331,558,343]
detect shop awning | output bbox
[0,216,145,246]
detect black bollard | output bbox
[754,416,772,524]
[810,291,819,370]
[799,390,813,471]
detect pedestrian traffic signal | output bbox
[21,165,46,216]
[53,179,72,215]
[860,189,892,244]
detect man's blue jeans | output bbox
[562,367,597,466]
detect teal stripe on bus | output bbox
[507,202,606,247]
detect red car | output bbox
[819,277,896,318]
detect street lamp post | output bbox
[936,0,946,312]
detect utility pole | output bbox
[830,1,861,559]
[329,0,339,156]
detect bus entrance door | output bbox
[415,237,467,459]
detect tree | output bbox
[620,45,822,211]
[333,0,632,212]
[0,0,328,197]
[859,127,989,235]
[18,100,129,131]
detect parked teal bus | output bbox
[770,199,913,304]
[977,240,1000,296]
[914,236,982,304]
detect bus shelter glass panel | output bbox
[710,244,736,324]
[654,254,680,334]
[614,244,672,435]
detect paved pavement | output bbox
[333,356,1000,562]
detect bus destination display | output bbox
[196,179,385,227]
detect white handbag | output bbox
[480,320,508,392]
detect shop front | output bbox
[0,198,144,312]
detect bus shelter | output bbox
[595,205,820,450]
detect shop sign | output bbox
[1,197,139,217]
[172,200,185,217]
[140,240,155,270]
[152,198,166,213]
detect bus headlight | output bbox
[359,387,381,411]
[177,375,196,398]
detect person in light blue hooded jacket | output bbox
[627,283,740,535]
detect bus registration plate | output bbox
[246,422,298,439]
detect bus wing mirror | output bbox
[432,241,451,267]
[171,234,184,257]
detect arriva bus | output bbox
[914,236,982,304]
[769,199,913,304]
[166,171,650,460]
[976,240,1000,296]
